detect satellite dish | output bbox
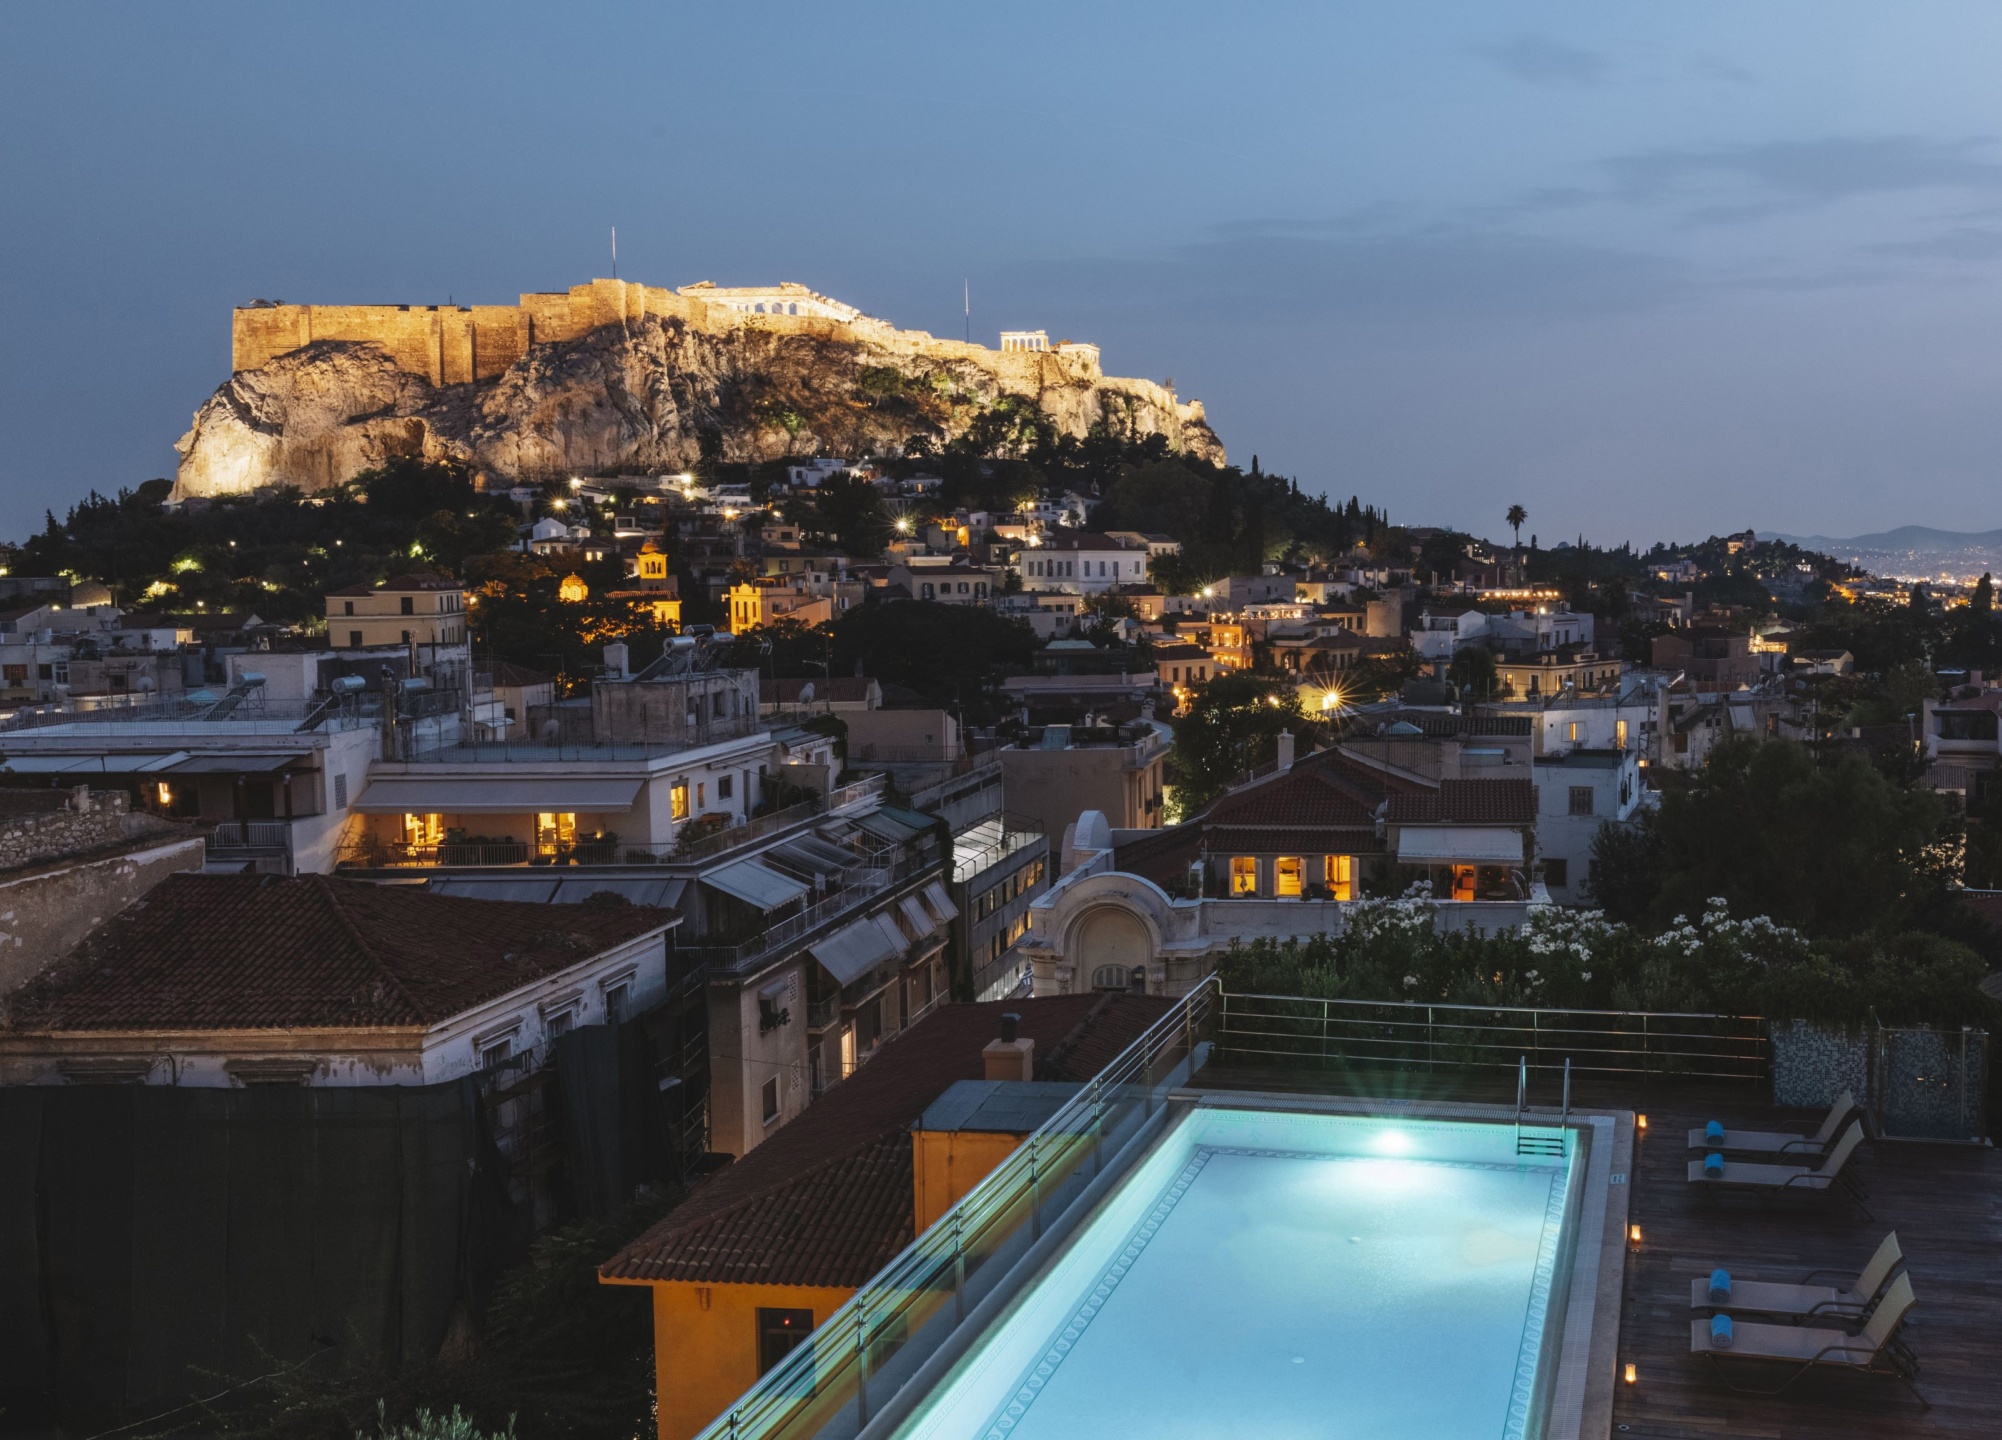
[797,682,815,705]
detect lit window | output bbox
[1230,856,1258,895]
[671,782,689,820]
[1615,719,1629,749]
[1275,856,1304,897]
[1325,854,1354,902]
[403,812,442,847]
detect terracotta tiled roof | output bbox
[1204,826,1382,855]
[0,874,677,1033]
[600,993,1172,1287]
[1111,823,1203,883]
[1385,777,1536,825]
[1198,748,1424,830]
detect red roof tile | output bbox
[0,874,677,1033]
[600,993,1172,1287]
[1386,777,1536,825]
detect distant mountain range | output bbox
[1761,526,2002,580]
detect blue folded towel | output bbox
[1710,1313,1733,1348]
[1705,1120,1725,1142]
[1709,1269,1731,1303]
[1704,1152,1724,1176]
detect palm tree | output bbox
[1505,504,1528,552]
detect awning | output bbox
[898,894,937,941]
[856,810,930,844]
[1,752,189,774]
[1396,826,1526,865]
[550,876,687,910]
[873,912,913,957]
[352,777,642,814]
[922,880,960,924]
[427,876,562,903]
[768,836,857,880]
[165,753,300,774]
[701,859,810,912]
[809,917,901,985]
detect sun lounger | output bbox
[1688,1091,1856,1157]
[1690,1271,1925,1406]
[1689,1232,1903,1322]
[1687,1121,1871,1217]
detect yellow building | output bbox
[608,540,684,626]
[597,995,1168,1440]
[324,574,469,648]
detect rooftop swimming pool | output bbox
[692,1002,1627,1440]
[888,1107,1584,1440]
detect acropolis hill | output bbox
[173,278,1223,498]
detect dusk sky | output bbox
[7,3,2002,546]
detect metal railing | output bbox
[673,853,937,977]
[694,977,1218,1440]
[825,773,888,810]
[205,821,295,856]
[1215,990,1769,1083]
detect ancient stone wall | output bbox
[183,278,1224,498]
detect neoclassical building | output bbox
[1019,738,1544,997]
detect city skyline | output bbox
[8,3,2002,543]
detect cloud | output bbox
[1600,136,2002,213]
[1018,222,1688,329]
[1869,226,2002,262]
[1474,34,1609,87]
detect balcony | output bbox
[336,775,888,872]
[205,820,294,875]
[672,852,938,978]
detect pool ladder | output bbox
[1514,1056,1570,1159]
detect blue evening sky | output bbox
[6,2,2002,546]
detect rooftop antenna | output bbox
[611,226,618,279]
[964,279,970,343]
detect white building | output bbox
[0,872,678,1087]
[1532,747,1645,905]
[1018,532,1150,595]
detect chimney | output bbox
[603,642,629,678]
[983,1011,1035,1082]
[1276,728,1295,771]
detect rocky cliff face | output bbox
[174,314,1224,497]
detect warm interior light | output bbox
[1629,1223,1642,1244]
[1636,1114,1647,1131]
[1624,1363,1637,1385]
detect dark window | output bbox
[344,600,354,616]
[349,631,363,648]
[545,1010,574,1039]
[1543,858,1569,888]
[1938,711,1999,741]
[761,1075,780,1125]
[718,774,733,799]
[400,596,414,616]
[1567,786,1594,817]
[604,983,629,1024]
[757,1308,815,1377]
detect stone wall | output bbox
[185,279,1222,501]
[0,788,173,871]
[0,807,204,995]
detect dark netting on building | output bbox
[0,1013,698,1429]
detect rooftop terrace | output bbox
[1201,1058,2000,1438]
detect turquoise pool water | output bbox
[892,1107,1576,1440]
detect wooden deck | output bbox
[1196,1062,2002,1439]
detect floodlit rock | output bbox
[173,283,1223,498]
